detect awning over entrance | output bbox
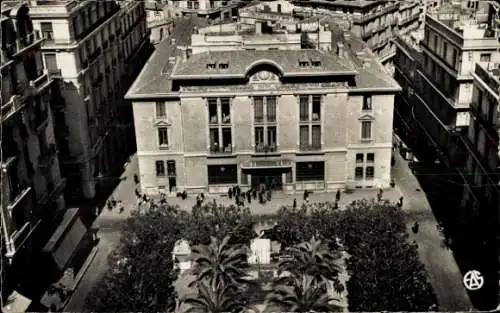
[43,208,87,271]
[241,159,292,174]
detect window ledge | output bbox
[159,145,170,150]
[360,139,373,143]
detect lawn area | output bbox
[85,199,438,312]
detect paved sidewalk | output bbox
[64,157,139,312]
[391,152,472,311]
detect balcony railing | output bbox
[210,144,232,154]
[38,144,58,169]
[299,143,321,151]
[255,144,278,153]
[3,31,44,57]
[1,95,25,123]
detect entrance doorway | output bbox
[251,174,282,191]
[169,177,177,192]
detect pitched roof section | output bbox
[171,49,356,79]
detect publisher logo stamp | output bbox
[463,270,484,291]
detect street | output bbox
[65,153,472,311]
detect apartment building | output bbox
[170,0,235,19]
[457,62,500,307]
[393,0,500,168]
[292,0,422,67]
[1,1,66,298]
[26,0,152,202]
[126,20,400,196]
[146,0,177,45]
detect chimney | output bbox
[255,21,262,34]
[336,42,344,57]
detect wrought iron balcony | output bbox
[1,95,25,123]
[38,144,58,169]
[299,143,321,151]
[3,31,43,57]
[255,144,278,153]
[210,144,233,154]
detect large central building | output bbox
[126,18,400,195]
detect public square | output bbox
[64,152,471,312]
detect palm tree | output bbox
[266,275,341,312]
[189,236,250,290]
[181,280,246,313]
[278,236,344,293]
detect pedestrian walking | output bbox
[412,221,419,234]
[377,188,383,201]
[247,191,251,203]
[398,196,404,207]
[335,189,341,202]
[107,200,113,211]
[228,188,233,199]
[293,198,297,208]
[111,196,117,207]
[303,190,308,201]
[200,192,205,201]
[135,188,141,198]
[252,189,257,200]
[134,174,140,184]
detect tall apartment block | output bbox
[459,62,500,308]
[1,2,66,295]
[126,18,400,196]
[394,0,499,167]
[26,0,152,202]
[291,0,422,67]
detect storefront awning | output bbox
[43,208,87,271]
[241,159,292,174]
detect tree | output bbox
[85,206,185,312]
[190,236,251,290]
[187,203,257,246]
[180,280,246,313]
[266,275,341,312]
[278,236,344,294]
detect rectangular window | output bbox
[480,53,491,62]
[363,95,372,110]
[254,96,264,123]
[209,128,220,152]
[220,97,231,124]
[443,42,448,59]
[367,153,375,163]
[266,96,277,122]
[361,121,372,140]
[222,128,232,152]
[44,53,58,72]
[312,95,321,121]
[167,160,176,176]
[255,127,265,151]
[311,125,321,149]
[208,98,218,124]
[155,101,166,118]
[356,153,364,163]
[433,35,437,51]
[155,160,165,177]
[355,166,363,180]
[452,49,457,68]
[158,127,169,147]
[41,22,54,41]
[299,95,309,121]
[366,166,375,179]
[267,126,277,150]
[208,165,237,185]
[299,125,309,148]
[296,162,325,181]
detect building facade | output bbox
[127,22,400,195]
[27,0,152,202]
[1,2,65,294]
[292,0,422,67]
[457,62,500,307]
[170,0,235,18]
[146,0,176,45]
[393,0,500,168]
